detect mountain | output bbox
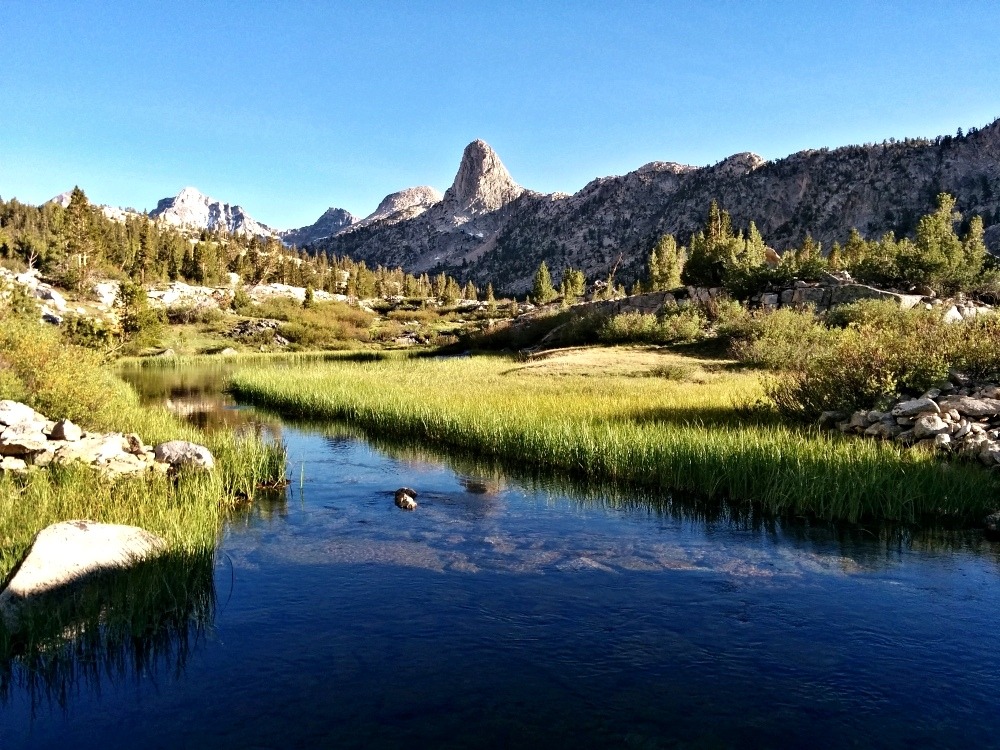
[316,123,1000,292]
[149,187,276,237]
[280,207,357,246]
[47,190,143,223]
[351,186,442,230]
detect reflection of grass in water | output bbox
[0,550,214,712]
[276,415,993,565]
[228,353,1000,526]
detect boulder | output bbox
[153,440,215,470]
[891,398,940,417]
[0,456,28,473]
[50,418,83,442]
[937,396,1000,419]
[0,400,38,427]
[0,520,166,627]
[913,414,950,439]
[0,422,49,456]
[54,433,130,465]
[394,487,418,511]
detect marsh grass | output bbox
[230,350,999,525]
[0,319,287,580]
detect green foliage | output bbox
[115,280,163,353]
[559,267,587,303]
[531,261,557,304]
[230,354,999,524]
[733,302,1000,420]
[599,308,707,345]
[647,234,685,291]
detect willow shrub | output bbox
[736,301,1000,420]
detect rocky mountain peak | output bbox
[150,187,275,238]
[368,186,442,222]
[444,139,525,216]
[279,206,357,247]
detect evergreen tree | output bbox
[530,261,556,304]
[647,234,685,290]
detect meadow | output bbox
[228,346,1000,525]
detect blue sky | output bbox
[3,1,999,229]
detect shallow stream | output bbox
[3,364,1000,749]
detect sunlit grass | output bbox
[0,318,286,580]
[229,348,1000,525]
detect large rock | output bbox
[54,433,130,465]
[50,418,83,442]
[0,520,166,627]
[0,422,49,456]
[937,396,1000,419]
[153,440,215,470]
[0,400,38,427]
[891,398,940,417]
[913,414,951,439]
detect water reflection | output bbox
[0,551,214,713]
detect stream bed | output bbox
[3,364,1000,749]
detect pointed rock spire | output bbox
[444,140,524,215]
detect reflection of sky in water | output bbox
[6,371,1000,749]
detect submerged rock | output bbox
[0,520,166,628]
[394,487,418,511]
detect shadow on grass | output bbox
[0,549,215,713]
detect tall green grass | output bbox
[0,318,286,580]
[229,352,1000,525]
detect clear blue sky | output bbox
[2,1,999,230]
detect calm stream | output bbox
[3,364,1000,749]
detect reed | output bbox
[229,350,999,525]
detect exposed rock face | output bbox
[150,187,276,238]
[280,207,358,246]
[351,186,443,230]
[318,120,1000,293]
[442,139,525,220]
[0,520,166,627]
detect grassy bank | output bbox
[229,347,1000,525]
[0,318,286,580]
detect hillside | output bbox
[316,121,1000,293]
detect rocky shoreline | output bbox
[0,399,214,477]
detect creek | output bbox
[3,363,1000,749]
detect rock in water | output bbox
[394,487,418,511]
[0,520,166,627]
[153,440,216,470]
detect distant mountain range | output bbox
[43,117,1000,292]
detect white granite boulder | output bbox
[0,520,166,627]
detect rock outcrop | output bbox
[0,520,166,627]
[442,140,525,220]
[351,186,443,231]
[150,187,276,238]
[832,383,1000,467]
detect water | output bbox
[3,365,1000,749]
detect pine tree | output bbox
[530,261,556,304]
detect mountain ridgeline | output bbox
[313,121,1000,293]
